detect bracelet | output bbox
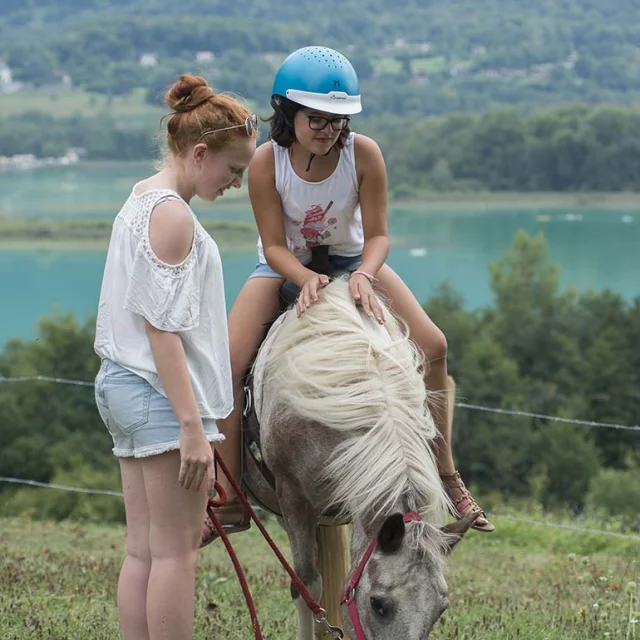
[350,269,378,283]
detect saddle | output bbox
[241,246,348,516]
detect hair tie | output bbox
[176,95,212,113]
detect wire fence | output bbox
[2,374,639,432]
[1,373,639,542]
[1,475,639,542]
[0,374,95,387]
[0,476,124,497]
[455,402,640,432]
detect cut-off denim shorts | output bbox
[94,359,224,459]
[248,253,363,279]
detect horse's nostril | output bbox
[370,596,391,618]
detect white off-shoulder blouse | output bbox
[94,185,233,420]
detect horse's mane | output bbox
[264,277,450,529]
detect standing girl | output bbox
[94,73,256,639]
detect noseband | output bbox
[340,512,423,640]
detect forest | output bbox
[2,1,640,194]
[1,233,638,529]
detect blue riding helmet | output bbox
[272,46,362,116]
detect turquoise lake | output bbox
[1,163,638,346]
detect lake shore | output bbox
[0,218,260,251]
[393,190,640,210]
[1,190,638,250]
[188,190,640,211]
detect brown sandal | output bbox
[440,471,495,533]
[200,497,251,548]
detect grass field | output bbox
[411,56,449,74]
[373,57,404,75]
[1,514,637,639]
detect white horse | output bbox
[243,277,475,639]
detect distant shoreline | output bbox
[192,190,640,210]
[199,190,640,211]
[1,190,638,251]
[393,191,640,210]
[3,158,640,211]
[0,218,260,252]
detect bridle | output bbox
[340,512,423,640]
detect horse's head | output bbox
[341,512,477,640]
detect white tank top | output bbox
[94,186,233,420]
[257,132,364,265]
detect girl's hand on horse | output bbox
[296,272,330,317]
[349,272,385,324]
[178,424,215,494]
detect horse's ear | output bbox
[441,512,480,553]
[377,513,405,554]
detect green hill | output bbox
[2,0,640,116]
[4,1,640,193]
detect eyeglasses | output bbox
[198,114,258,141]
[303,112,351,132]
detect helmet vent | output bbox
[301,46,345,69]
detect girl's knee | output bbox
[126,543,152,567]
[150,537,201,562]
[435,329,448,360]
[420,327,448,362]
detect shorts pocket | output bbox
[94,363,111,427]
[102,367,151,434]
[95,385,111,429]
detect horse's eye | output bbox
[370,596,391,618]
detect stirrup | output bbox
[200,497,251,548]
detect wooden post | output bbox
[315,524,351,639]
[447,375,456,430]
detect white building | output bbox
[139,53,158,67]
[196,51,215,62]
[0,63,22,92]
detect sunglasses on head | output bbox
[198,113,258,141]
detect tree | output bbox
[453,336,536,497]
[0,313,112,487]
[1,232,638,522]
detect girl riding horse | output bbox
[203,46,494,546]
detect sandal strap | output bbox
[440,470,464,487]
[454,496,474,512]
[441,470,487,518]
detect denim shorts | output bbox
[248,253,363,279]
[94,359,224,459]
